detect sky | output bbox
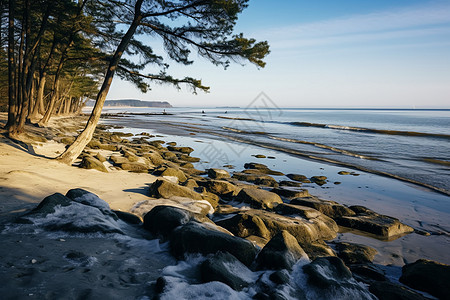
[107,0,450,108]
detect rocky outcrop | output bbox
[235,188,282,209]
[200,180,237,197]
[170,221,258,266]
[334,242,377,265]
[337,206,414,239]
[216,209,337,249]
[143,205,197,238]
[400,259,450,300]
[149,179,203,200]
[255,230,308,270]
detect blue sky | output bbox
[108,0,450,108]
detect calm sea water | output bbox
[98,107,450,194]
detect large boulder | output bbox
[201,180,238,198]
[400,259,450,300]
[216,209,337,247]
[144,206,194,238]
[207,168,230,179]
[235,188,283,209]
[335,242,377,265]
[303,257,376,299]
[255,230,308,270]
[286,174,309,182]
[170,221,258,266]
[200,252,254,291]
[337,206,414,239]
[18,192,123,234]
[149,179,203,200]
[153,167,187,182]
[110,155,129,165]
[119,162,149,173]
[142,151,164,166]
[274,203,322,219]
[79,156,108,172]
[290,196,355,219]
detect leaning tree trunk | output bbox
[29,74,45,120]
[57,3,143,164]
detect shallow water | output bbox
[97,107,450,194]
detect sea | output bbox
[99,107,450,195]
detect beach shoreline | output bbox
[1,112,449,299]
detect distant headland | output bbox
[86,99,172,108]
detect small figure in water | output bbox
[225,111,227,114]
[202,110,205,114]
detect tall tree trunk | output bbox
[6,0,17,130]
[57,1,143,164]
[38,56,64,126]
[29,73,45,120]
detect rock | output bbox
[79,156,108,172]
[122,150,139,162]
[290,196,355,219]
[131,198,213,218]
[180,162,194,168]
[338,171,351,175]
[149,179,203,200]
[254,154,266,158]
[232,172,279,187]
[142,151,164,166]
[335,242,377,264]
[337,206,414,239]
[270,187,310,199]
[216,209,337,247]
[200,252,253,291]
[153,167,187,182]
[110,155,129,165]
[350,264,386,283]
[369,281,430,300]
[19,192,123,234]
[95,153,107,162]
[161,151,177,160]
[143,206,193,238]
[279,180,302,187]
[269,269,290,285]
[286,174,308,182]
[166,142,177,146]
[207,168,230,179]
[194,187,220,209]
[236,188,283,209]
[167,145,194,154]
[182,178,199,189]
[244,162,284,176]
[113,210,142,225]
[302,241,336,260]
[256,230,308,270]
[400,259,450,300]
[119,162,149,173]
[274,203,322,219]
[66,189,111,211]
[201,180,237,197]
[98,143,118,151]
[310,176,327,186]
[170,221,258,266]
[87,139,102,149]
[178,154,200,162]
[303,256,356,290]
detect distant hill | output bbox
[86,99,172,108]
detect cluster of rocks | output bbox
[17,189,449,299]
[53,127,446,298]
